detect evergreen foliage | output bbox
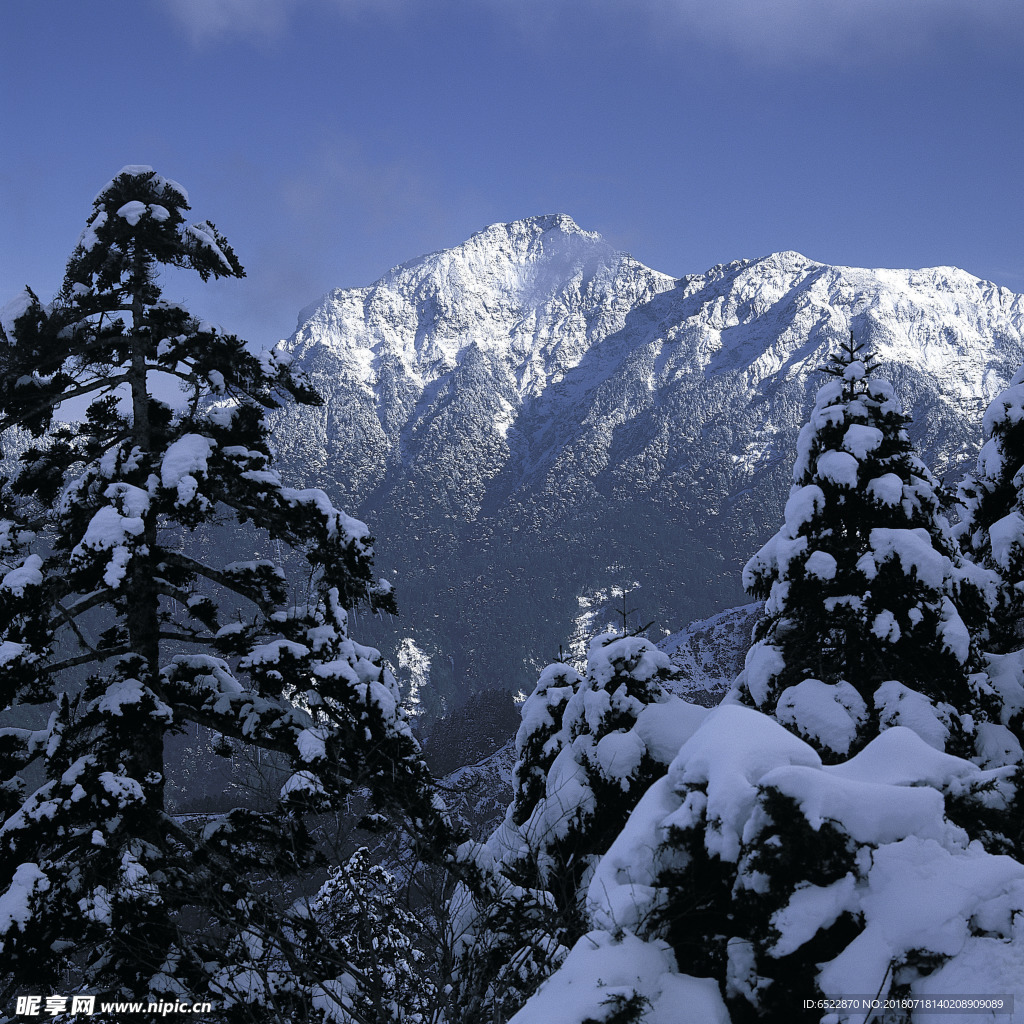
[306,847,437,1024]
[955,367,1024,747]
[736,334,996,760]
[449,660,582,1021]
[0,167,452,1016]
[956,365,1024,654]
[453,633,686,1021]
[507,661,581,835]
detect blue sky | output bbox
[2,0,1023,351]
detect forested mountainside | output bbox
[430,601,759,837]
[268,215,1024,710]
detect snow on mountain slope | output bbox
[268,216,1024,707]
[439,741,516,840]
[661,603,761,706]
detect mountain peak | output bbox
[447,213,613,273]
[469,212,602,243]
[754,250,818,270]
[288,213,675,368]
[271,226,1024,705]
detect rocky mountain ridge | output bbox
[269,215,1024,712]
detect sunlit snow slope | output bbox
[269,215,1024,708]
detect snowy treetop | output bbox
[503,702,1024,1024]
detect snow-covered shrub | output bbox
[506,930,730,1024]
[514,703,1024,1024]
[734,334,1004,763]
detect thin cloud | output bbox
[484,0,1024,66]
[161,0,399,44]
[280,138,447,243]
[226,137,459,336]
[161,0,298,43]
[162,0,1024,59]
[636,0,1024,65]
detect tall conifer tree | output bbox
[736,334,993,760]
[957,366,1024,739]
[0,167,448,1014]
[957,367,1024,621]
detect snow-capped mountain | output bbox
[269,215,1024,707]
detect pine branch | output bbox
[47,645,131,674]
[0,373,131,434]
[159,550,279,617]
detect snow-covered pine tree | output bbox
[307,847,437,1024]
[540,632,677,899]
[453,632,695,1021]
[0,167,452,1015]
[449,659,582,1021]
[565,704,1024,1024]
[956,368,1024,738]
[957,368,1024,650]
[507,661,581,835]
[735,333,996,762]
